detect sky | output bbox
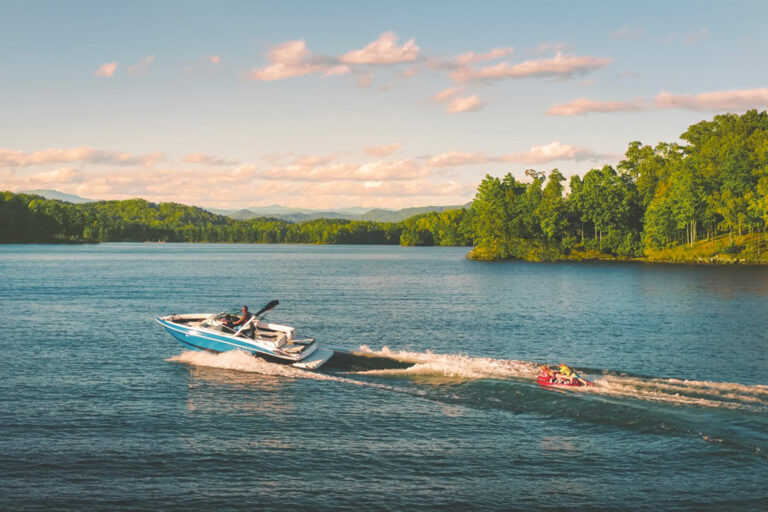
[1,0,767,210]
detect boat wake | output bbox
[168,347,768,457]
[351,346,768,413]
[169,347,768,413]
[167,350,422,396]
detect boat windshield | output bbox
[199,307,245,333]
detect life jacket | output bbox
[559,365,573,376]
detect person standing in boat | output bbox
[232,305,253,330]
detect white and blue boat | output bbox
[156,300,333,370]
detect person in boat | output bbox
[231,305,253,332]
[539,364,556,382]
[556,363,589,386]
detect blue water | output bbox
[1,243,767,511]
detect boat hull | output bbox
[156,316,332,369]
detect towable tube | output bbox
[537,375,593,387]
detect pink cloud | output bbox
[531,42,571,54]
[323,65,350,77]
[365,144,401,157]
[31,167,84,184]
[356,72,374,89]
[291,154,337,167]
[0,147,163,168]
[447,95,484,114]
[455,47,514,66]
[209,55,221,64]
[259,159,427,182]
[428,151,488,167]
[611,26,643,40]
[433,87,463,102]
[247,40,329,80]
[548,97,648,115]
[452,52,612,82]
[340,31,420,65]
[94,62,118,78]
[182,153,240,166]
[655,88,768,111]
[503,141,598,163]
[127,54,155,75]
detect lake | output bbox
[1,243,766,511]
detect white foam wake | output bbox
[354,345,539,379]
[168,348,768,412]
[355,346,768,411]
[167,350,416,394]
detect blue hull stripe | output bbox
[156,318,295,361]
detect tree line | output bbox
[469,110,768,260]
[0,193,472,246]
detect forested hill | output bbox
[0,194,472,246]
[468,110,768,262]
[2,110,767,264]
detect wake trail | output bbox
[352,346,768,413]
[167,350,424,397]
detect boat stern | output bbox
[292,348,334,370]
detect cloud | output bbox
[548,97,648,115]
[655,88,768,111]
[291,154,337,166]
[531,42,571,54]
[31,167,84,184]
[502,141,599,163]
[427,143,604,167]
[182,153,240,166]
[452,52,612,82]
[209,55,221,64]
[684,28,709,45]
[454,47,514,65]
[432,87,484,114]
[365,144,401,157]
[247,40,330,80]
[127,54,155,75]
[259,159,427,182]
[247,31,421,82]
[433,87,464,102]
[662,28,710,45]
[612,26,643,40]
[323,65,350,77]
[447,95,485,114]
[94,62,118,78]
[0,147,163,168]
[427,151,488,167]
[356,72,374,89]
[340,31,420,65]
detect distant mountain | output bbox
[21,189,94,203]
[357,205,465,223]
[203,207,240,217]
[213,204,467,223]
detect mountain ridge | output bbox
[20,189,468,223]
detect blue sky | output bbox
[1,0,767,209]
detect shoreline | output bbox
[3,239,768,265]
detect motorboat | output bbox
[156,300,333,370]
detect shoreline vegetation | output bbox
[3,110,768,265]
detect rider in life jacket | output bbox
[539,364,556,382]
[556,363,577,384]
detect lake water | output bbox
[1,243,767,511]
